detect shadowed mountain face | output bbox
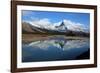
[22,22,34,33]
[22,22,47,33]
[22,22,89,37]
[55,22,68,32]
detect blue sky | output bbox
[22,10,90,27]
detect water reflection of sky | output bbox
[22,38,90,62]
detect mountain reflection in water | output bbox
[22,37,90,62]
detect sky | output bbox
[22,10,90,32]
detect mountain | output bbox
[55,22,68,32]
[22,21,89,37]
[22,22,48,33]
[22,22,34,33]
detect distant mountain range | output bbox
[22,21,89,37]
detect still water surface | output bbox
[22,37,90,62]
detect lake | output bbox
[22,36,90,62]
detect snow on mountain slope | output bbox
[29,18,55,30]
[63,20,89,32]
[23,19,89,33]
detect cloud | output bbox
[37,18,51,25]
